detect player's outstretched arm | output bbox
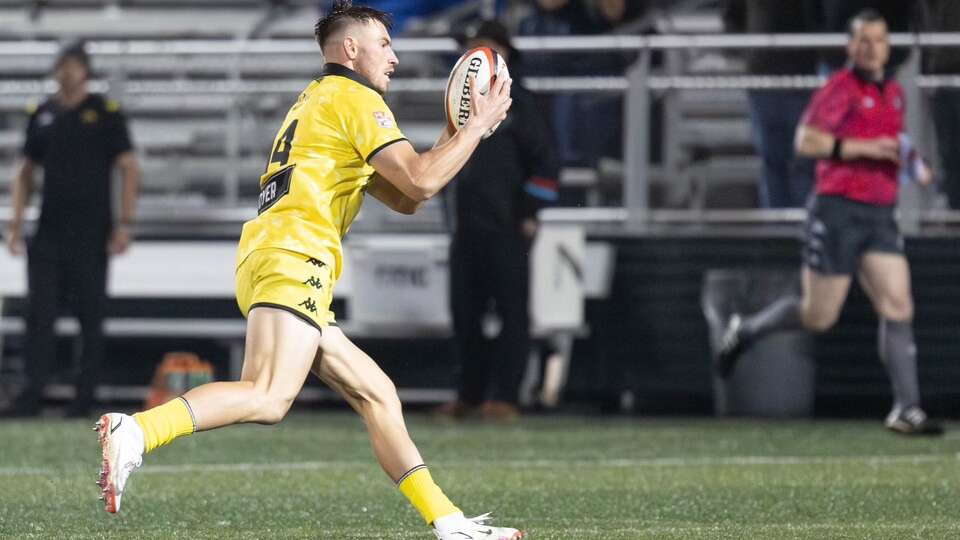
[369,75,512,205]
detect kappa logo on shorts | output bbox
[306,257,326,268]
[810,219,827,236]
[303,276,323,290]
[298,298,318,314]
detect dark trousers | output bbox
[20,229,108,410]
[747,89,815,208]
[449,230,530,405]
[933,88,960,209]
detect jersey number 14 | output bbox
[268,119,299,168]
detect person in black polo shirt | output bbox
[714,11,942,435]
[4,42,141,417]
[437,20,560,421]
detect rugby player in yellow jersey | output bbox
[94,2,522,538]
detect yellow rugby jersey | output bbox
[236,64,407,279]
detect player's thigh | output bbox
[236,248,335,386]
[801,266,852,329]
[236,248,337,331]
[312,326,397,407]
[858,252,913,321]
[240,306,322,399]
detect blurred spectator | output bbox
[519,0,648,168]
[318,0,469,34]
[438,20,560,421]
[3,42,140,417]
[523,0,642,35]
[815,0,921,73]
[922,0,960,209]
[723,1,818,208]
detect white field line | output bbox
[543,523,960,534]
[0,453,958,477]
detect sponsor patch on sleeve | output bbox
[373,111,394,129]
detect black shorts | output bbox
[803,195,904,275]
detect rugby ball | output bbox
[444,46,509,139]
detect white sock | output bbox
[432,512,466,530]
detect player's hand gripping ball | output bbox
[444,46,509,139]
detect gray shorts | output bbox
[803,195,904,275]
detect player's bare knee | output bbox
[377,381,402,412]
[879,297,913,322]
[248,390,294,425]
[802,310,838,333]
[256,399,293,425]
[356,377,401,416]
[264,398,295,425]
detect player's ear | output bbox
[343,35,359,60]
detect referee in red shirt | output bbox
[715,9,942,435]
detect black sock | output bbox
[878,319,921,410]
[741,296,803,341]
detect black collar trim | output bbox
[850,64,895,88]
[317,63,381,95]
[48,93,100,113]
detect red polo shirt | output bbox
[800,67,904,206]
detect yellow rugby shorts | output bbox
[235,248,336,332]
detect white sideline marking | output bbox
[0,453,958,476]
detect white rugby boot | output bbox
[94,413,144,513]
[432,512,525,540]
[884,405,944,436]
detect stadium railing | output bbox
[4,33,960,221]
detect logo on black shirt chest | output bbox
[38,111,54,127]
[81,109,99,124]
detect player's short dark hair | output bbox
[848,8,887,36]
[314,0,392,50]
[54,40,91,75]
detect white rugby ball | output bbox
[444,46,509,139]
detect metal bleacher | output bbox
[0,3,770,214]
[0,1,512,212]
[0,1,323,39]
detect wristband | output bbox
[831,138,844,160]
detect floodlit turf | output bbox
[0,412,958,539]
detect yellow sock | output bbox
[133,397,197,454]
[397,465,461,525]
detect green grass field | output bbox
[0,411,958,539]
